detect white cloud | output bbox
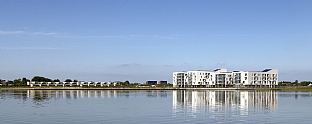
[128,34,175,39]
[0,30,59,36]
[205,34,275,37]
[0,30,25,35]
[164,64,173,67]
[0,30,178,40]
[32,32,58,36]
[118,63,141,67]
[59,34,177,39]
[0,47,62,50]
[218,62,227,65]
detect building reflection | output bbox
[172,90,278,116]
[146,90,168,98]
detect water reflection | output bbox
[0,90,168,101]
[2,90,312,123]
[172,90,278,117]
[278,92,312,100]
[146,91,168,98]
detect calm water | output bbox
[1,90,312,124]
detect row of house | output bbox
[173,68,278,88]
[0,80,14,86]
[27,81,121,87]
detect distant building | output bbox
[173,68,278,88]
[280,81,292,86]
[158,81,168,85]
[1,80,6,85]
[0,80,14,86]
[172,72,187,88]
[7,81,14,86]
[146,81,157,85]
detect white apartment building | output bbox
[173,72,187,88]
[239,69,278,88]
[173,69,278,88]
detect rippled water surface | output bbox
[1,90,312,124]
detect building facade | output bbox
[146,81,158,85]
[173,69,278,88]
[158,81,168,85]
[173,72,187,87]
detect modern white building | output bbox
[172,72,187,88]
[173,69,278,88]
[232,69,278,88]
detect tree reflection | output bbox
[0,90,28,101]
[0,90,169,102]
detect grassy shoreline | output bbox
[1,86,312,91]
[0,87,253,90]
[255,87,312,91]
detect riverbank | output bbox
[253,86,312,91]
[273,87,312,92]
[0,87,256,90]
[1,86,312,91]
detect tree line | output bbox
[278,80,312,86]
[30,76,78,82]
[0,76,79,87]
[0,76,142,87]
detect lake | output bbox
[1,90,312,124]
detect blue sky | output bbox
[1,0,312,83]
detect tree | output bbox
[292,80,299,86]
[300,81,311,86]
[14,78,22,86]
[295,80,299,84]
[32,76,41,81]
[167,83,173,87]
[65,79,72,82]
[73,79,78,82]
[46,78,52,82]
[53,79,60,82]
[120,80,130,86]
[124,80,130,85]
[31,76,52,82]
[22,77,29,86]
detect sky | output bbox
[1,0,312,83]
